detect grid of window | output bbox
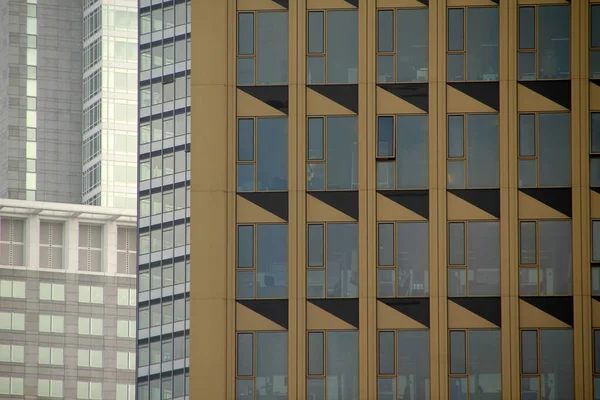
[39,282,65,301]
[83,38,102,72]
[77,381,103,400]
[78,224,103,271]
[0,377,23,395]
[116,351,136,370]
[591,113,600,189]
[39,221,64,269]
[38,347,64,365]
[116,383,135,400]
[376,8,428,83]
[83,7,101,40]
[593,6,600,78]
[117,227,137,274]
[594,330,600,397]
[117,320,136,338]
[139,221,189,255]
[78,317,103,336]
[78,285,104,304]
[78,349,103,368]
[0,345,24,363]
[117,287,136,306]
[139,260,190,292]
[38,379,64,398]
[83,99,102,133]
[39,315,64,333]
[0,312,25,331]
[138,332,190,367]
[0,218,25,266]
[83,70,101,102]
[0,280,25,298]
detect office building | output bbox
[136,0,192,398]
[0,199,137,399]
[192,1,600,399]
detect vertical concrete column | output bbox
[25,214,40,268]
[104,220,118,275]
[64,218,79,273]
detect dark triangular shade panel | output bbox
[520,296,573,327]
[378,298,430,328]
[592,79,600,88]
[308,191,359,220]
[519,80,571,110]
[448,189,500,219]
[308,298,359,328]
[377,190,429,219]
[416,0,429,6]
[237,192,288,221]
[377,83,428,113]
[448,82,499,111]
[344,0,359,7]
[449,297,501,327]
[308,84,358,114]
[519,188,571,218]
[238,85,289,114]
[237,299,289,329]
[592,187,600,196]
[272,0,289,8]
[489,0,499,4]
[593,296,600,303]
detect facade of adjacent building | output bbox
[136,0,192,398]
[0,200,137,399]
[192,1,600,399]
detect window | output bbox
[594,330,600,398]
[237,118,288,192]
[39,282,65,301]
[307,223,358,298]
[0,377,23,395]
[377,330,429,399]
[117,320,136,338]
[78,317,103,336]
[377,222,428,297]
[77,381,103,400]
[0,280,25,298]
[116,351,136,370]
[307,10,358,84]
[117,288,136,306]
[591,114,600,188]
[116,384,135,400]
[0,312,25,331]
[236,224,288,300]
[376,8,428,83]
[447,114,499,189]
[447,7,498,81]
[39,315,64,333]
[518,5,570,80]
[307,331,358,399]
[152,7,162,31]
[38,379,63,398]
[0,345,24,363]
[39,221,63,269]
[520,329,573,399]
[237,11,288,85]
[117,227,137,274]
[78,285,104,304]
[78,224,102,272]
[519,220,571,296]
[448,221,500,296]
[38,347,63,365]
[307,116,358,190]
[593,221,600,295]
[377,115,428,189]
[518,113,570,188]
[236,332,288,398]
[449,330,501,398]
[0,218,24,266]
[592,6,600,78]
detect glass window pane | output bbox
[448,9,464,51]
[236,379,253,400]
[448,115,464,158]
[327,117,358,190]
[538,113,570,187]
[237,333,253,376]
[594,221,600,262]
[377,55,394,83]
[308,118,324,160]
[308,224,324,267]
[378,331,395,375]
[327,331,358,399]
[595,330,600,373]
[238,58,255,85]
[377,10,393,52]
[256,224,288,299]
[257,118,288,191]
[377,269,395,297]
[397,222,429,296]
[307,56,325,84]
[237,164,255,192]
[378,378,396,400]
[238,13,254,55]
[468,222,500,296]
[467,114,499,188]
[519,267,539,296]
[467,8,499,81]
[519,159,536,188]
[448,268,466,297]
[539,221,571,295]
[519,114,535,156]
[519,7,535,49]
[449,331,466,374]
[256,12,288,85]
[591,51,600,79]
[397,331,429,398]
[592,267,600,295]
[447,54,465,81]
[521,330,538,374]
[327,11,358,84]
[593,6,600,48]
[237,271,254,299]
[307,270,325,298]
[540,329,573,399]
[468,330,501,395]
[450,378,468,400]
[520,221,537,265]
[256,332,287,399]
[238,119,254,161]
[307,163,325,190]
[592,113,600,153]
[327,224,358,298]
[377,116,394,157]
[307,378,325,400]
[397,9,428,82]
[518,52,536,80]
[448,160,465,189]
[449,222,465,265]
[377,161,395,190]
[397,116,428,189]
[521,376,540,400]
[308,332,324,375]
[378,223,394,266]
[238,226,253,268]
[538,5,570,79]
[308,12,324,54]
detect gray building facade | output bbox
[0,199,137,399]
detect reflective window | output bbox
[308,10,358,84]
[591,114,600,187]
[307,116,358,190]
[307,330,358,400]
[448,221,500,296]
[237,118,288,192]
[0,344,24,363]
[519,220,571,296]
[78,285,103,304]
[237,11,288,85]
[39,314,64,333]
[449,330,501,398]
[447,114,499,189]
[77,381,103,400]
[518,113,570,188]
[518,5,570,80]
[236,332,288,399]
[236,224,288,299]
[377,115,428,189]
[376,8,428,83]
[520,329,573,399]
[0,377,23,395]
[0,280,25,299]
[595,330,600,398]
[38,379,63,397]
[592,6,600,78]
[77,317,102,336]
[447,7,498,81]
[377,222,429,297]
[307,223,358,298]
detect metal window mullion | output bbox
[324,117,329,190]
[463,115,469,188]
